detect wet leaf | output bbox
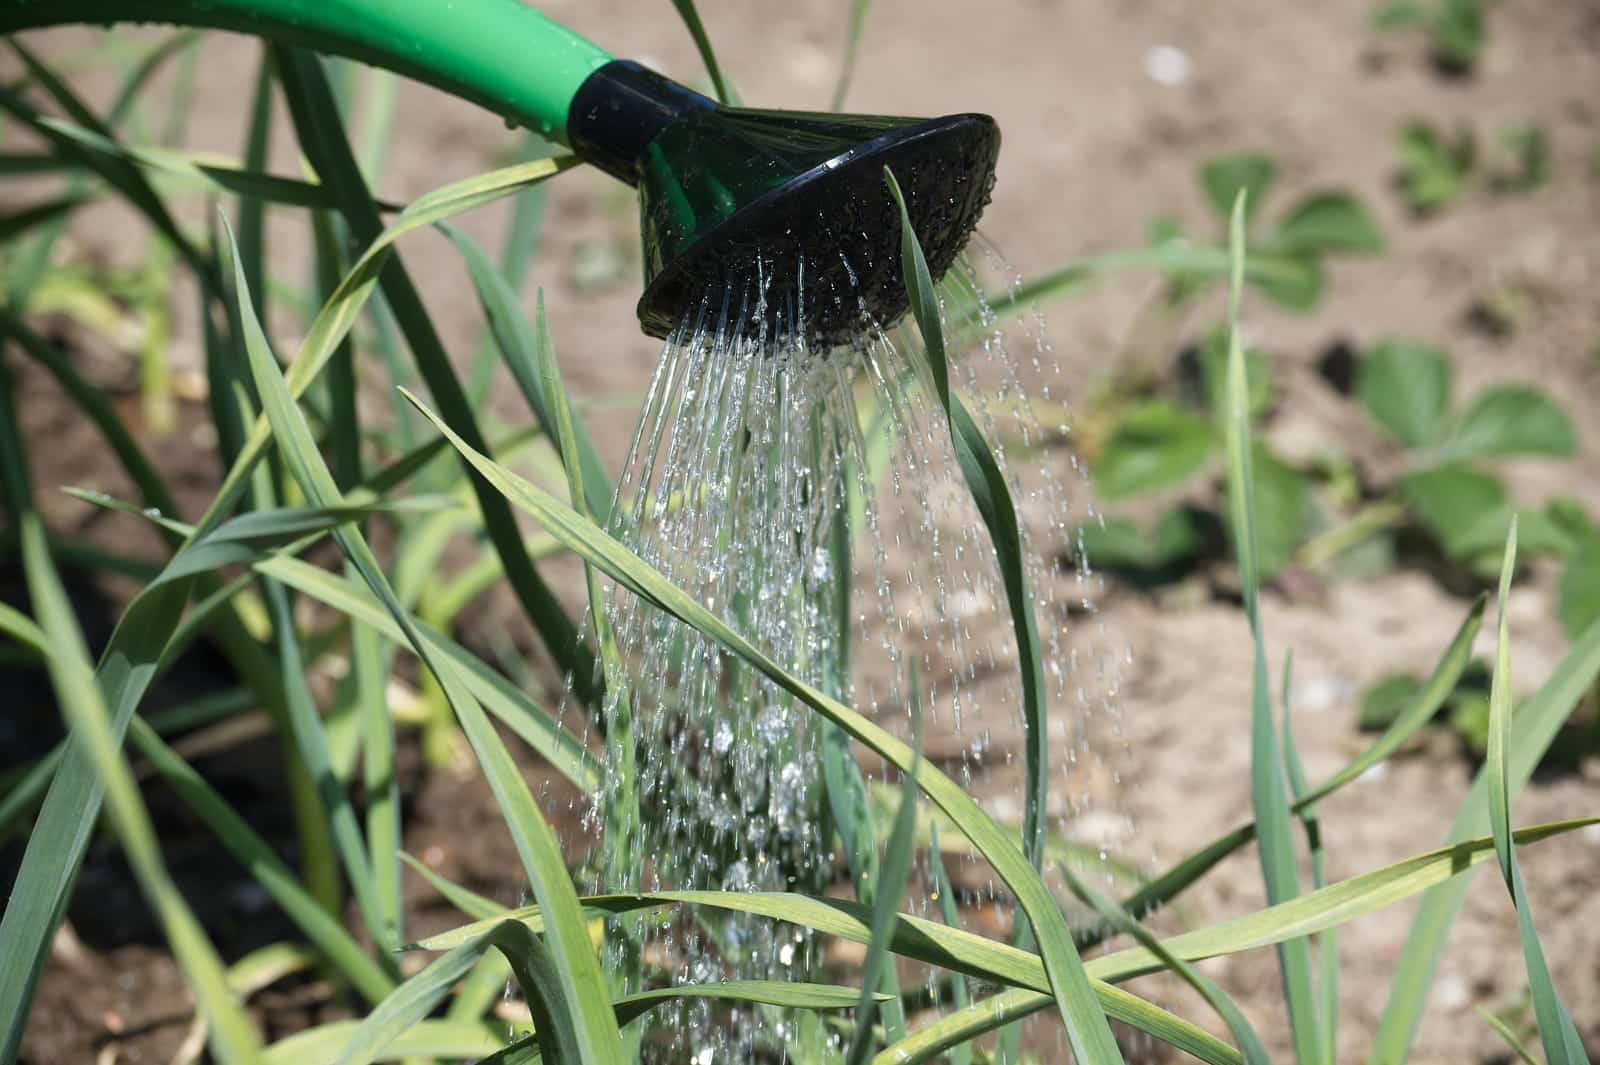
[1273,191,1385,255]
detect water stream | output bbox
[556,246,1131,1062]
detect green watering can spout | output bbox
[0,0,1000,348]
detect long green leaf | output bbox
[1058,864,1270,1065]
[1221,191,1322,1065]
[1371,613,1600,1060]
[829,0,872,111]
[887,166,1114,1062]
[126,718,395,1004]
[0,494,401,1053]
[861,819,1593,1062]
[221,217,623,1064]
[272,47,592,697]
[1484,521,1590,1065]
[446,226,613,524]
[37,115,346,208]
[846,676,921,1063]
[667,0,740,104]
[0,355,266,1065]
[265,1021,504,1065]
[331,936,490,1065]
[877,985,1242,1065]
[925,822,972,1065]
[1112,595,1484,929]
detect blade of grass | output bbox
[404,390,1123,1064]
[416,817,1593,983]
[399,852,505,921]
[188,134,576,544]
[15,516,266,1063]
[869,817,1595,1064]
[107,29,206,127]
[846,672,921,1064]
[0,492,401,1052]
[1282,655,1338,1064]
[1371,612,1600,1061]
[1058,863,1271,1065]
[523,287,642,1053]
[466,131,552,408]
[222,216,624,1064]
[0,194,88,243]
[39,114,356,208]
[926,821,972,1065]
[265,1021,504,1065]
[272,47,594,699]
[1221,190,1322,1065]
[0,354,264,1062]
[875,984,1242,1065]
[668,0,741,104]
[446,226,613,525]
[829,0,872,111]
[331,934,492,1065]
[1484,520,1590,1065]
[1477,1008,1544,1065]
[126,717,396,1004]
[886,166,1101,1060]
[1110,595,1484,932]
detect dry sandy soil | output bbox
[5,0,1600,1061]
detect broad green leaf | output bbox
[1092,401,1214,499]
[1445,385,1577,459]
[1371,0,1428,31]
[1202,153,1277,225]
[1357,339,1453,447]
[1250,251,1325,311]
[1358,672,1425,732]
[1558,536,1600,641]
[1396,122,1474,215]
[1225,444,1312,581]
[1272,191,1385,255]
[1400,463,1506,559]
[1075,509,1203,574]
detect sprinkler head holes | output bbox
[568,61,1000,348]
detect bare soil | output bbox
[5,0,1599,1061]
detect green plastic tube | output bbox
[0,0,614,143]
